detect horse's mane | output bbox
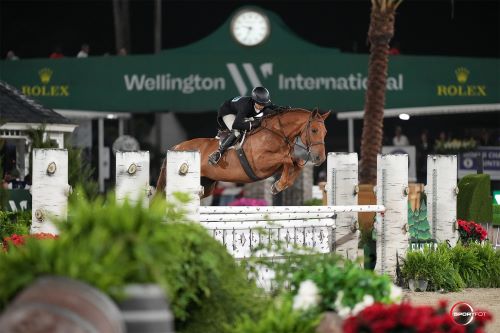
[261,107,312,121]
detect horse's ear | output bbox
[321,110,332,120]
[312,107,319,115]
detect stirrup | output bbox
[208,151,222,165]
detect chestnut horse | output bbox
[156,108,330,198]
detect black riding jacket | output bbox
[217,96,279,131]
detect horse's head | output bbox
[299,108,330,166]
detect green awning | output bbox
[1,8,498,114]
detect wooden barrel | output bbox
[0,276,125,333]
[118,284,175,333]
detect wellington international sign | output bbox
[1,9,498,113]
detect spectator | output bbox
[6,50,19,60]
[49,46,64,59]
[2,173,12,189]
[118,47,128,56]
[392,126,409,146]
[77,43,90,58]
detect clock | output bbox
[230,8,270,46]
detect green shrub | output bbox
[255,250,396,315]
[303,198,323,206]
[0,192,264,333]
[0,210,31,240]
[458,174,493,223]
[493,204,500,226]
[401,244,464,292]
[232,297,321,333]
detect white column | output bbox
[326,152,359,259]
[426,155,459,246]
[116,151,150,206]
[118,118,125,137]
[348,118,354,153]
[31,149,69,234]
[165,150,201,221]
[98,118,105,192]
[375,154,409,278]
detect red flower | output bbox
[2,233,58,251]
[344,301,491,333]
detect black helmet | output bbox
[251,86,271,105]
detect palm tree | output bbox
[112,0,131,54]
[359,0,402,184]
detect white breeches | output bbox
[222,114,241,137]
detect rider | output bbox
[208,86,280,165]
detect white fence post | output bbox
[115,151,150,206]
[326,152,359,259]
[31,149,69,235]
[375,154,409,278]
[165,150,201,221]
[426,155,459,246]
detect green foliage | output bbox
[401,244,464,292]
[303,198,323,206]
[0,192,264,333]
[65,137,99,200]
[254,250,393,312]
[458,174,493,223]
[0,210,31,240]
[454,242,500,288]
[493,204,500,226]
[408,200,431,241]
[403,242,500,290]
[232,297,321,333]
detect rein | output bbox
[259,111,325,165]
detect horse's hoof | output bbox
[271,183,281,195]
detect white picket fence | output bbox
[31,149,459,279]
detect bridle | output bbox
[260,111,325,165]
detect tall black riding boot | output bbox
[208,132,238,165]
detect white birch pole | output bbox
[326,152,360,259]
[115,151,150,206]
[426,155,459,246]
[165,150,201,221]
[375,154,409,279]
[31,149,69,235]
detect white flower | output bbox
[337,306,351,318]
[351,295,374,316]
[292,280,321,311]
[390,284,403,303]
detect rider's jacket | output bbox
[217,96,278,131]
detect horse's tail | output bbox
[155,157,167,195]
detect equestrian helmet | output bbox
[251,86,271,105]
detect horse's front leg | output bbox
[271,161,304,195]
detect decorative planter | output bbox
[117,284,175,333]
[408,279,429,292]
[0,276,125,333]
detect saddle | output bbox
[216,129,246,149]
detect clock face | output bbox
[230,9,270,46]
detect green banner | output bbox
[1,9,499,113]
[5,190,32,212]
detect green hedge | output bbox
[457,174,493,223]
[0,193,264,333]
[493,204,500,226]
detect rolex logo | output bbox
[38,68,53,84]
[455,67,469,84]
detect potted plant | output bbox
[401,250,430,291]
